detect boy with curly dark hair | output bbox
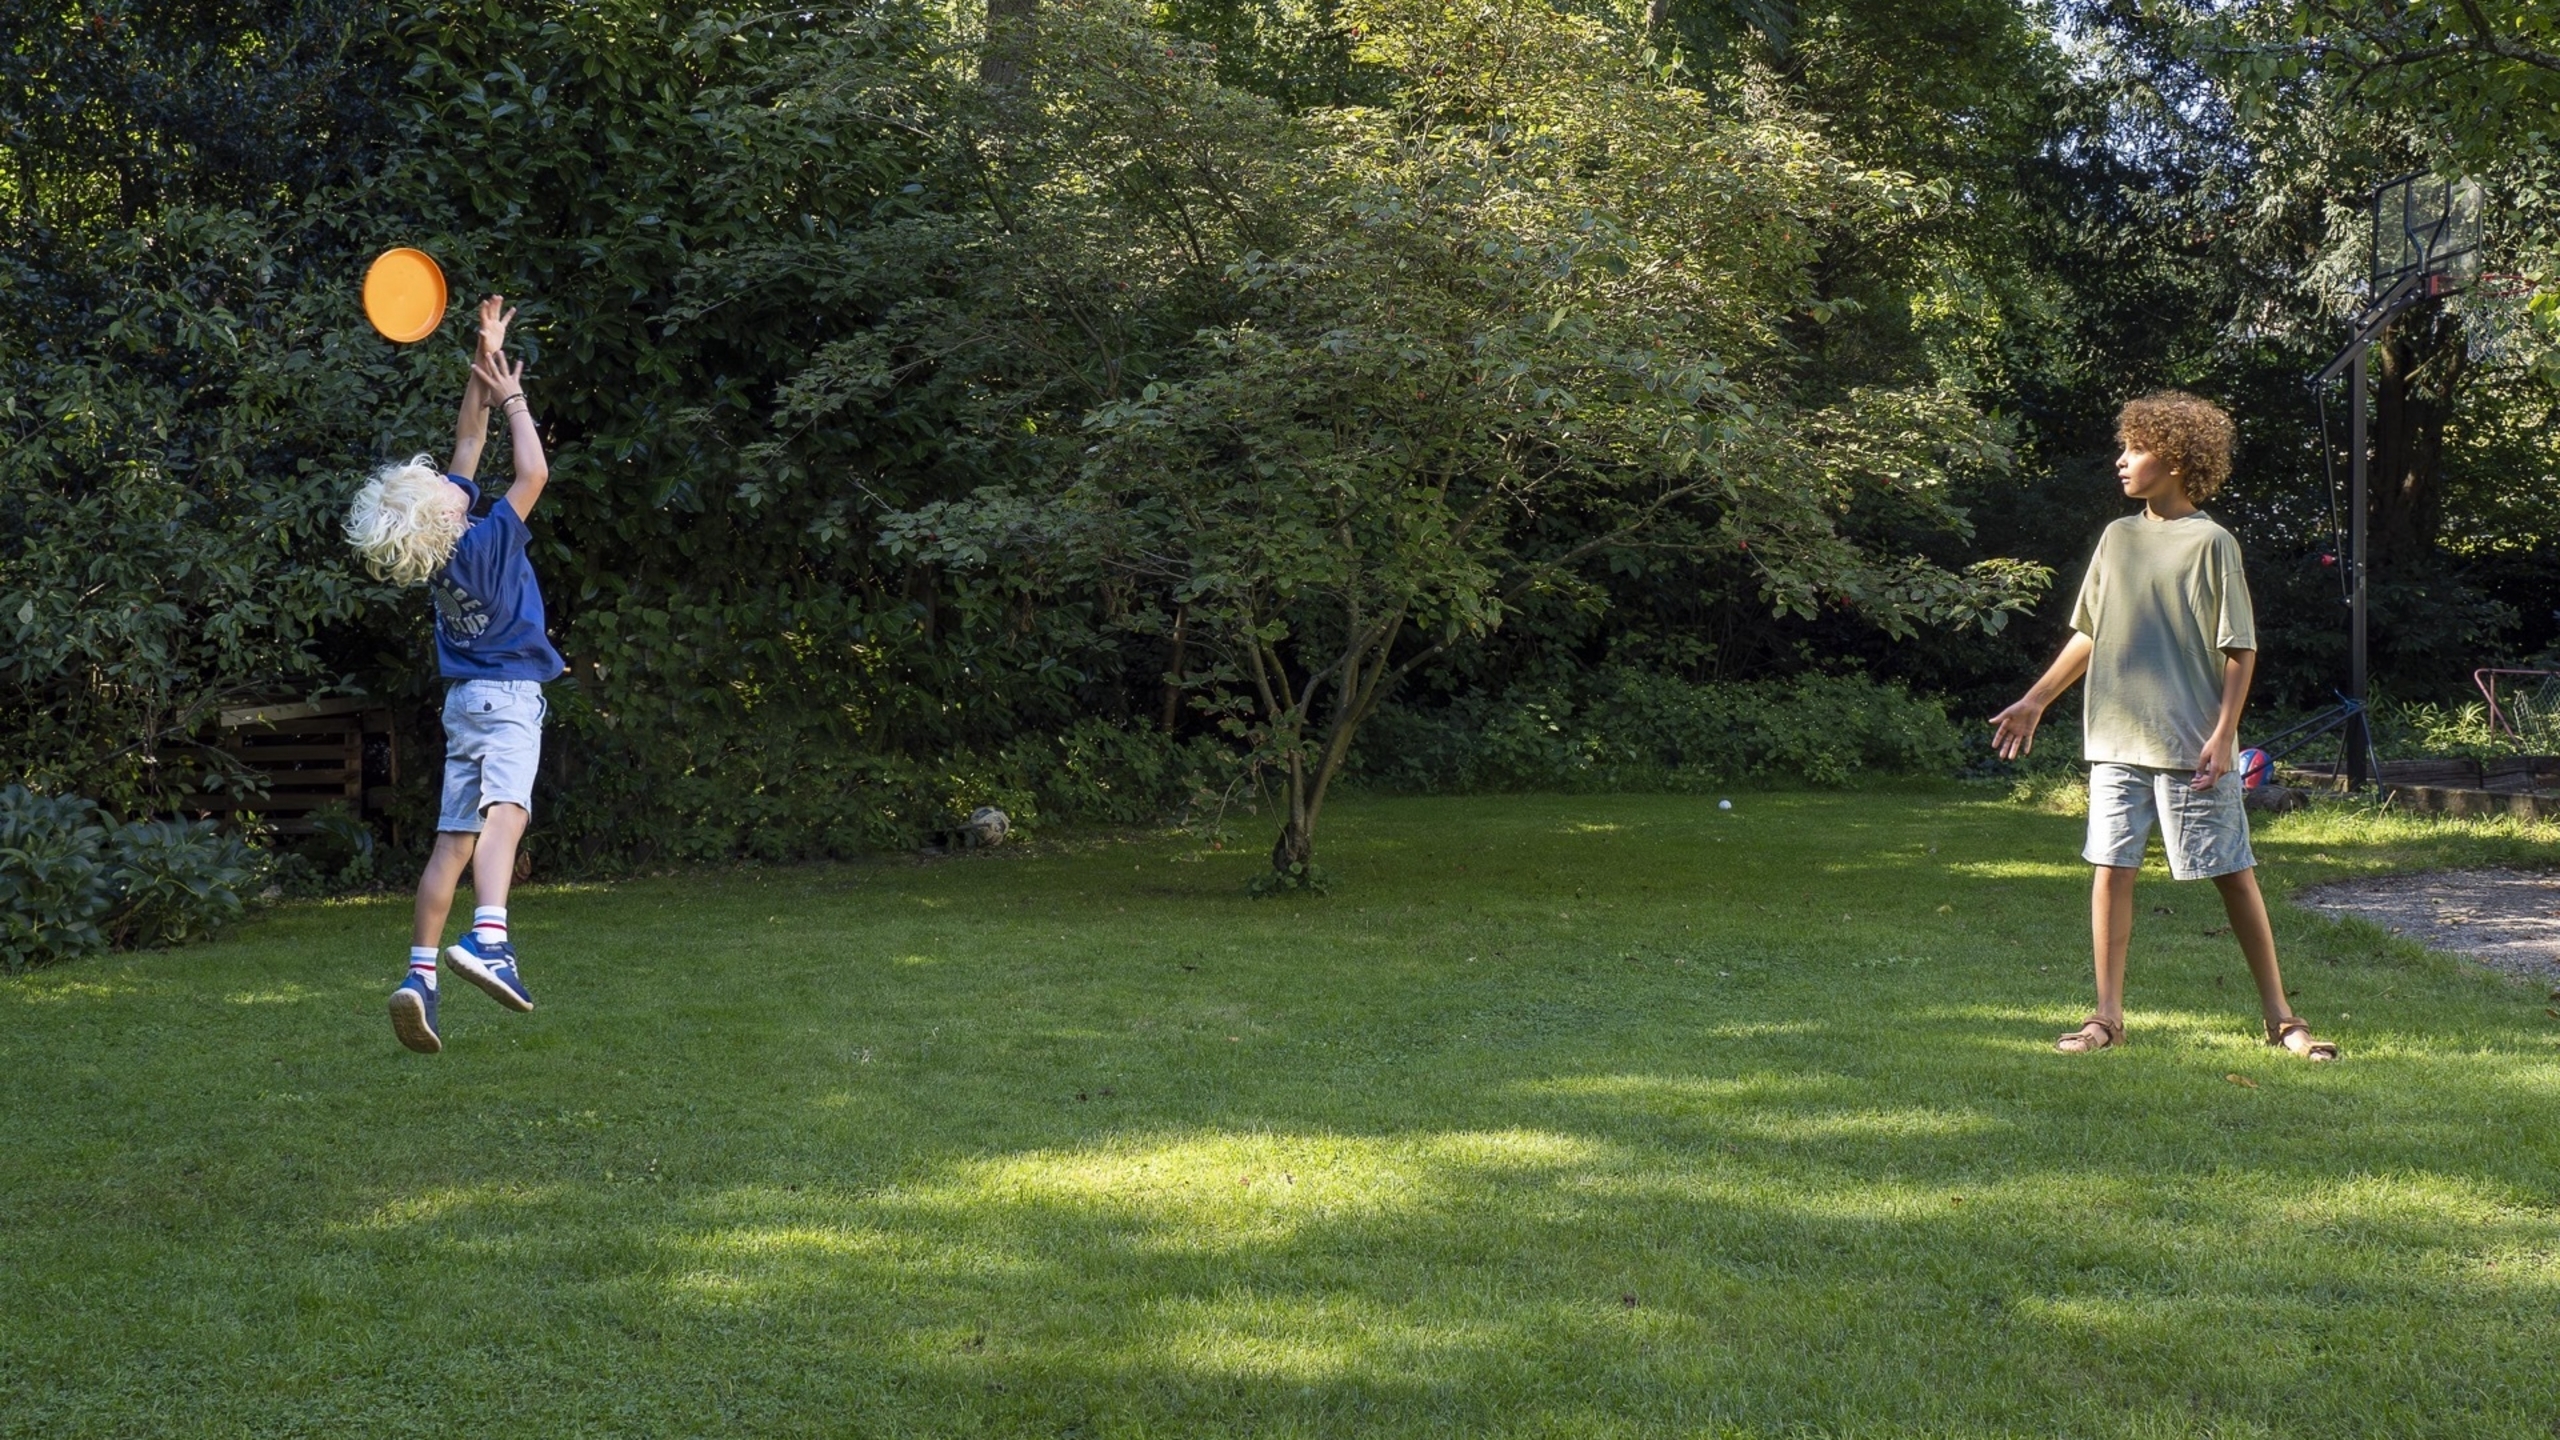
[1989,391,2337,1060]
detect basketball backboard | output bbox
[2370,172,2483,295]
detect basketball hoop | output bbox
[2456,270,2541,366]
[2308,170,2492,791]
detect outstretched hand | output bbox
[476,294,517,357]
[471,349,527,406]
[1988,697,2044,760]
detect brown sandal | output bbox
[2267,1016,2339,1062]
[2056,1015,2122,1053]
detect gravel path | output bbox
[2292,868,2560,983]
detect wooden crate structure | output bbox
[2284,755,2560,821]
[189,698,398,834]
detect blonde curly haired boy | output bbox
[1991,391,2337,1062]
[347,295,561,1055]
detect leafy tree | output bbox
[0,4,428,812]
[859,0,2045,882]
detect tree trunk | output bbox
[2369,306,2464,568]
[1259,615,1407,886]
[1270,803,1314,873]
[1266,733,1320,879]
[1160,605,1188,733]
[982,0,1037,89]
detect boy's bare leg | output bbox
[2090,864,2136,1026]
[412,830,479,949]
[2062,865,2137,1050]
[471,802,528,912]
[2210,867,2331,1060]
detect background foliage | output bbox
[3,0,2554,895]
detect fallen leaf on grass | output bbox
[2546,1009,2559,1020]
[1621,1293,1639,1309]
[1936,904,1954,914]
[2224,1073,2259,1089]
[2203,925,2231,937]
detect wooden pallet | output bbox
[183,698,397,834]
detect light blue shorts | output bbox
[438,680,546,832]
[2084,762,2255,880]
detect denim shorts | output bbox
[438,679,545,832]
[2084,762,2255,880]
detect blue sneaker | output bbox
[445,930,535,1012]
[389,973,442,1054]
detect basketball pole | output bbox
[2315,264,2433,791]
[2346,344,2372,791]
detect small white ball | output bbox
[1717,799,1733,811]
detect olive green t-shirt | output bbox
[2068,511,2256,771]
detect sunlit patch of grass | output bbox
[2262,800,2560,849]
[3,976,148,1004]
[1947,858,2093,880]
[909,1128,1604,1244]
[223,984,318,1005]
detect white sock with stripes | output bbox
[472,906,508,950]
[409,945,437,989]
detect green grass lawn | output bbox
[5,787,2558,1437]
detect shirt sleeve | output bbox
[446,497,524,595]
[2067,533,2107,639]
[2213,532,2257,652]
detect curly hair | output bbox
[2115,391,2234,504]
[344,456,464,586]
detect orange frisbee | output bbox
[362,248,448,344]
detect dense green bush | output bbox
[0,787,262,972]
[1355,670,1965,793]
[2366,693,2545,762]
[0,789,114,971]
[532,715,1237,869]
[106,818,263,950]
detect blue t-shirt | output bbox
[431,476,566,682]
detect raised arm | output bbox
[448,366,488,480]
[1989,630,2095,760]
[445,296,517,481]
[469,349,550,520]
